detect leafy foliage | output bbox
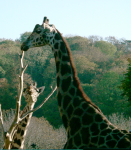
[95,41,117,56]
[0,33,130,127]
[120,59,131,101]
[93,71,125,114]
[0,110,67,149]
[19,32,31,43]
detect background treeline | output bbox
[0,33,131,128]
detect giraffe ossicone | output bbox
[9,83,45,149]
[21,17,131,149]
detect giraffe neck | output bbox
[49,31,127,149]
[50,30,100,129]
[10,102,35,149]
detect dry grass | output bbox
[24,117,67,149]
[107,112,131,131]
[0,109,15,148]
[1,110,131,149]
[0,110,67,149]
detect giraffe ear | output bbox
[47,19,49,24]
[43,16,49,24]
[33,82,37,87]
[38,86,45,94]
[26,83,30,87]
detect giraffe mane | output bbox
[56,29,101,112]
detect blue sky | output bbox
[0,0,131,40]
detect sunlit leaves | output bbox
[120,59,131,101]
[19,32,31,43]
[95,41,117,56]
[0,66,6,77]
[74,54,98,74]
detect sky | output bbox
[0,0,131,41]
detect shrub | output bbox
[107,112,131,131]
[0,110,67,149]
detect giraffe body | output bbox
[8,84,45,149]
[21,17,131,149]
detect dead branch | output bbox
[8,51,27,133]
[3,51,28,149]
[1,50,57,149]
[0,104,5,140]
[20,85,57,121]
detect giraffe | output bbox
[21,17,131,149]
[5,83,45,149]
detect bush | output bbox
[0,110,67,149]
[95,41,117,56]
[107,112,131,131]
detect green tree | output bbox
[19,32,31,43]
[93,71,124,114]
[74,55,98,74]
[0,66,6,77]
[95,41,117,56]
[120,59,131,101]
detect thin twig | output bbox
[0,104,5,140]
[17,51,24,122]
[20,86,57,121]
[9,51,27,133]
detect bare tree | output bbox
[0,51,57,149]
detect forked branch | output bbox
[3,51,28,149]
[20,85,57,121]
[0,104,5,140]
[1,50,57,149]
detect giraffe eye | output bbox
[36,28,41,34]
[44,28,50,33]
[23,88,26,92]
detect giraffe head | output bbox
[23,83,45,103]
[21,17,57,51]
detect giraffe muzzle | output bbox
[21,43,29,51]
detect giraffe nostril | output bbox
[23,88,26,92]
[21,44,29,51]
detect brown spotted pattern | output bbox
[21,18,131,149]
[8,84,45,149]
